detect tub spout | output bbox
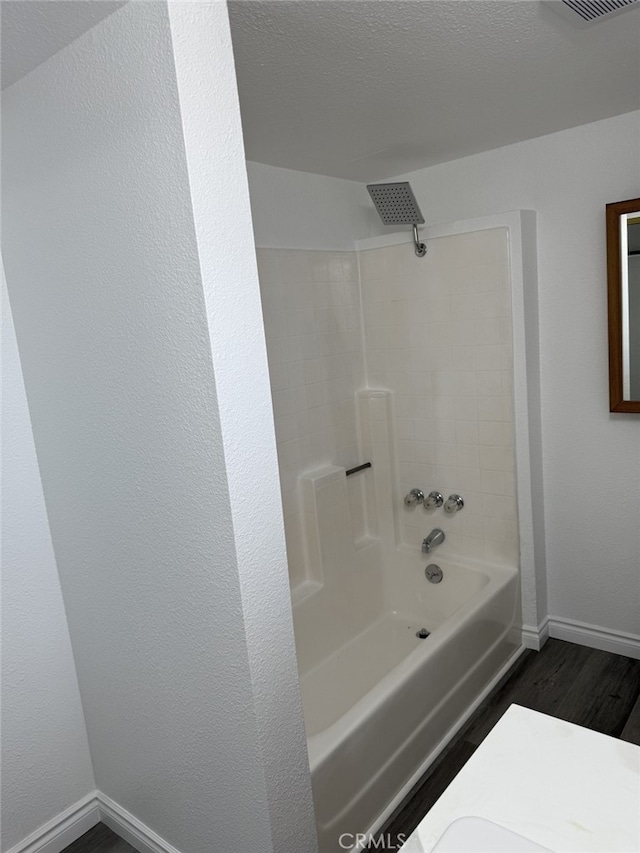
[422,529,445,553]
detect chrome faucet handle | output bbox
[424,490,444,510]
[444,494,464,514]
[404,488,425,507]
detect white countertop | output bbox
[400,704,640,853]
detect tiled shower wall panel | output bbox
[359,229,518,567]
[255,249,366,589]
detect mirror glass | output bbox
[606,197,640,413]
[622,211,640,400]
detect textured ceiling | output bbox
[1,1,125,90]
[229,0,640,180]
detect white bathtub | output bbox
[293,544,521,852]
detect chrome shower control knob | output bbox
[424,491,444,510]
[444,494,464,514]
[404,488,425,507]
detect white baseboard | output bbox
[97,793,180,853]
[548,616,640,660]
[521,616,640,659]
[7,791,180,853]
[4,793,100,853]
[521,616,550,651]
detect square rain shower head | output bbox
[366,182,425,225]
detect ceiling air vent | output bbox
[545,0,640,25]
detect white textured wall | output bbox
[385,112,640,637]
[1,279,96,853]
[167,5,317,851]
[247,161,368,250]
[2,3,315,852]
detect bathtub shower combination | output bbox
[256,215,522,851]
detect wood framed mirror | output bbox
[606,197,640,413]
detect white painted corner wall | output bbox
[2,3,316,853]
[167,5,317,851]
[1,277,96,853]
[246,161,369,250]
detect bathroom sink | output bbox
[430,816,552,852]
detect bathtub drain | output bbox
[416,628,430,639]
[425,564,443,584]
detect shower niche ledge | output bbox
[290,578,323,607]
[294,464,379,604]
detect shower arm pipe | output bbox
[413,224,427,258]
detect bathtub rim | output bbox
[350,642,528,852]
[306,559,518,765]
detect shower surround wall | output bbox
[256,249,367,592]
[256,228,518,597]
[253,225,521,848]
[360,230,518,566]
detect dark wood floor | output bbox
[61,823,135,853]
[62,640,640,853]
